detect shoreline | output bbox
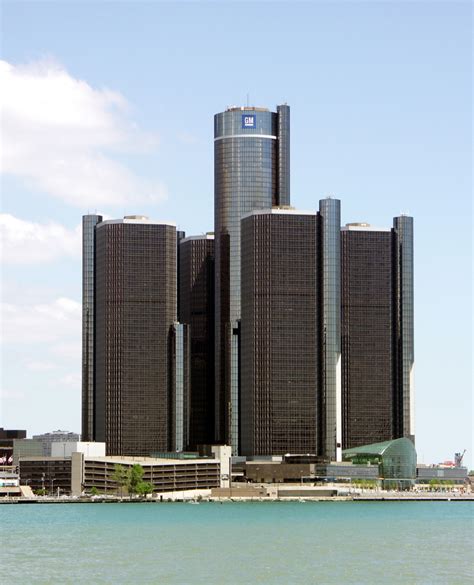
[1,494,473,505]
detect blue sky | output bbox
[1,1,472,467]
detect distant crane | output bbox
[454,450,467,467]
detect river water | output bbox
[1,501,472,584]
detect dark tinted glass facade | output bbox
[179,235,215,448]
[341,220,414,449]
[241,211,319,456]
[341,227,394,448]
[94,220,177,456]
[169,323,190,452]
[277,105,290,205]
[176,230,186,319]
[81,214,102,441]
[319,198,342,461]
[214,105,290,451]
[393,216,415,442]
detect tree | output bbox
[112,464,130,497]
[111,463,152,497]
[128,464,145,495]
[135,481,153,496]
[90,486,99,496]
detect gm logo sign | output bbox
[242,114,256,129]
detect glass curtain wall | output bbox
[319,198,341,461]
[393,216,415,442]
[214,105,290,452]
[81,214,102,441]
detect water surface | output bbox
[1,501,472,584]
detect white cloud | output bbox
[0,214,81,264]
[0,58,166,207]
[1,297,81,344]
[1,294,82,434]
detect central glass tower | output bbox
[214,104,290,451]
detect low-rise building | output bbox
[416,465,468,484]
[19,457,72,495]
[0,428,27,467]
[32,430,80,456]
[244,460,379,484]
[314,463,379,481]
[19,444,231,496]
[13,439,43,466]
[79,455,220,496]
[0,470,23,498]
[343,438,417,489]
[245,462,313,483]
[51,441,106,458]
[0,470,19,487]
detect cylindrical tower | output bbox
[214,105,290,450]
[94,217,177,455]
[240,209,318,456]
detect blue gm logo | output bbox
[242,114,256,129]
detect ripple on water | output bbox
[0,501,472,584]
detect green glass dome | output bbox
[343,438,417,487]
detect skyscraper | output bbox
[240,200,342,458]
[92,216,178,455]
[214,104,290,451]
[179,234,215,448]
[241,209,319,456]
[341,217,414,449]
